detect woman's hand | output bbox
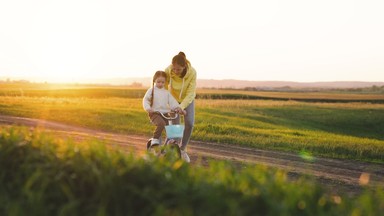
[174,107,187,115]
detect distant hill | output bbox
[1,76,383,89]
[82,78,384,89]
[196,79,384,89]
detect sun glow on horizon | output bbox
[19,0,109,83]
[1,0,384,82]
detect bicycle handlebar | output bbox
[155,111,179,120]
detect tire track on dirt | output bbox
[1,115,383,195]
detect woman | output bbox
[165,52,197,163]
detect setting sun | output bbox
[25,32,104,83]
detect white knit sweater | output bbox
[142,86,180,113]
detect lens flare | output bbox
[299,151,315,162]
[359,172,370,185]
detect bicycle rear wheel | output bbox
[163,142,181,160]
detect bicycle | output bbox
[146,111,184,159]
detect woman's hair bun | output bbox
[178,52,186,57]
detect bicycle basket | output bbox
[165,125,184,139]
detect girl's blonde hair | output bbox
[150,71,167,107]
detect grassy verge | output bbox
[1,127,383,216]
[196,100,384,163]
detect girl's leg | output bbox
[180,100,195,151]
[150,113,166,142]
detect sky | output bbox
[0,0,383,83]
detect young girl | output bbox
[143,71,185,147]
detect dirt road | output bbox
[1,115,383,196]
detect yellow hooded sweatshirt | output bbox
[165,63,197,110]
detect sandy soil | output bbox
[0,114,383,196]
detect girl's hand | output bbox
[147,108,154,114]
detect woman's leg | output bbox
[180,100,195,151]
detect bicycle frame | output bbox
[146,111,183,158]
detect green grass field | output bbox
[0,84,383,163]
[1,127,383,216]
[0,85,384,163]
[1,84,384,215]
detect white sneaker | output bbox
[151,138,160,146]
[180,150,190,163]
